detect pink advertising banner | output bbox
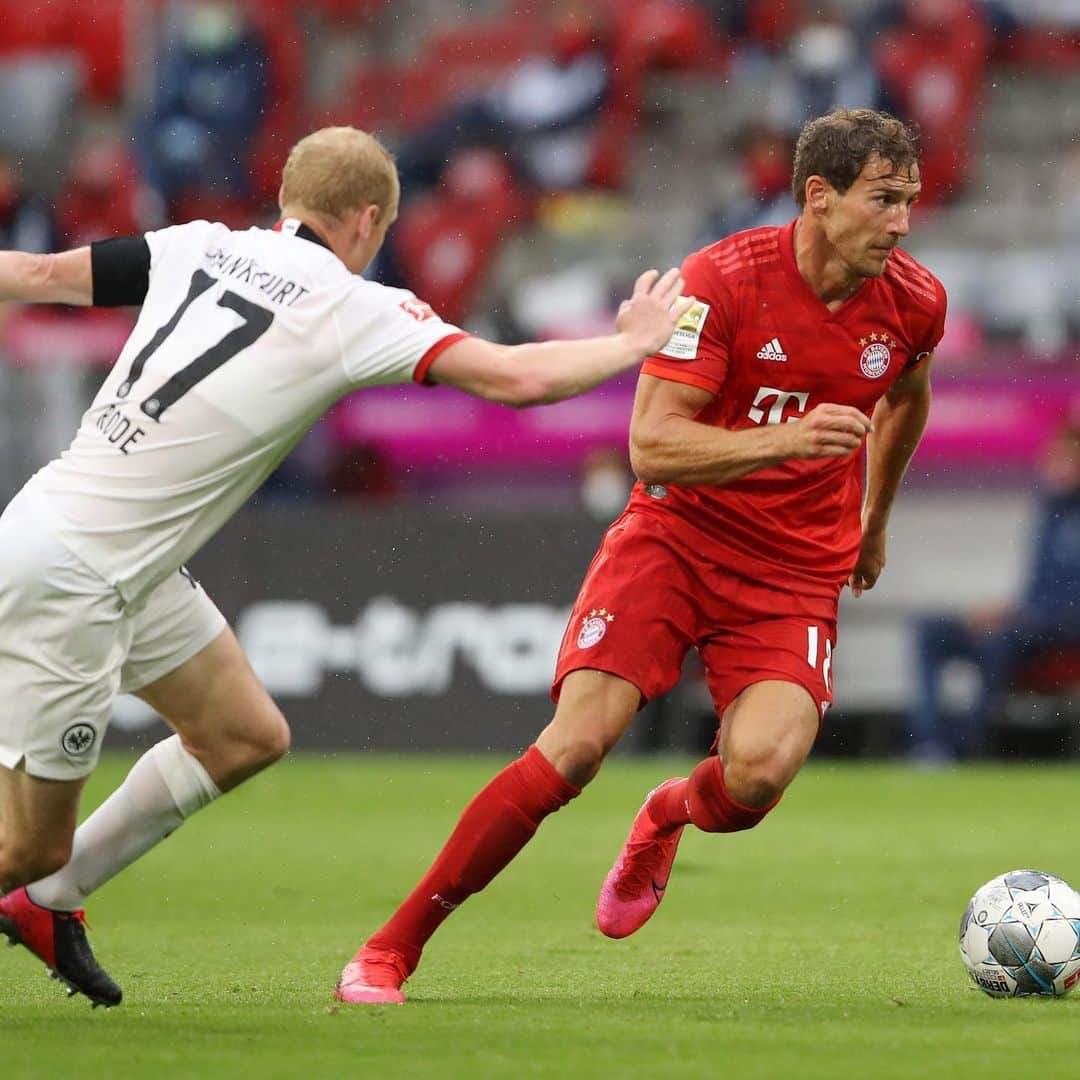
[326,371,1080,472]
[4,309,1077,472]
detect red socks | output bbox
[648,756,780,834]
[365,745,580,973]
[365,750,778,975]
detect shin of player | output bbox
[20,626,288,915]
[0,609,285,1008]
[337,106,942,1004]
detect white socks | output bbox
[27,734,221,912]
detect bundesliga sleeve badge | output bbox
[659,298,710,360]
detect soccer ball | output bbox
[959,869,1080,997]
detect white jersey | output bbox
[26,218,465,605]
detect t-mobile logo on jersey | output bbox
[747,386,810,426]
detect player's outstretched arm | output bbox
[630,376,873,488]
[849,357,933,596]
[0,247,93,306]
[424,269,691,407]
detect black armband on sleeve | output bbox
[91,236,151,307]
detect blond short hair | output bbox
[281,127,398,223]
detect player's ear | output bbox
[277,184,285,212]
[806,176,830,214]
[356,203,381,240]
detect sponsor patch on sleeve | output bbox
[399,297,435,322]
[658,298,709,360]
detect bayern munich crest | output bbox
[858,332,896,379]
[577,608,615,649]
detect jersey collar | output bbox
[274,217,333,252]
[781,217,872,321]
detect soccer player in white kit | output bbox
[0,127,689,1006]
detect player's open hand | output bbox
[786,403,872,460]
[616,269,693,356]
[849,522,886,597]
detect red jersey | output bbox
[629,220,947,598]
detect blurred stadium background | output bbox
[0,0,1077,761]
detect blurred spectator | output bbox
[0,57,83,178]
[0,0,127,103]
[702,122,796,240]
[907,414,1080,761]
[768,4,894,131]
[0,150,58,255]
[53,139,144,248]
[742,0,806,50]
[0,148,60,491]
[310,0,390,26]
[137,0,269,216]
[1058,135,1080,245]
[993,0,1080,28]
[580,445,634,521]
[387,149,529,324]
[587,0,724,189]
[875,0,992,205]
[381,0,723,304]
[393,3,612,201]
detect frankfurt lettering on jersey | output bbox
[204,246,310,307]
[30,218,465,606]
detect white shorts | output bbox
[0,489,227,780]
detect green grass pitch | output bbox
[4,754,1080,1078]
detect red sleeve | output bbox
[904,277,948,371]
[640,249,733,396]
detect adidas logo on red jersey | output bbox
[756,338,787,362]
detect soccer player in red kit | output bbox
[337,107,946,1004]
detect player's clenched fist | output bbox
[784,403,873,459]
[616,268,694,356]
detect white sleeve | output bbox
[143,220,225,278]
[336,281,468,387]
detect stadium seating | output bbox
[0,3,71,57]
[874,2,992,205]
[0,3,1077,764]
[54,140,142,247]
[0,0,126,102]
[992,647,1080,757]
[393,149,530,325]
[69,0,128,102]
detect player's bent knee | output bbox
[229,701,290,763]
[536,730,609,788]
[226,712,290,780]
[686,758,780,833]
[255,712,291,765]
[722,757,790,809]
[180,706,290,793]
[558,734,608,784]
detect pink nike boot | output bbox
[335,944,410,1005]
[596,778,687,939]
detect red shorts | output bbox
[552,510,839,721]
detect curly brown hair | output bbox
[791,107,920,208]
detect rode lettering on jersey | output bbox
[28,218,469,606]
[634,220,947,597]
